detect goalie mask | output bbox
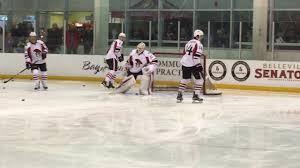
[136,42,146,54]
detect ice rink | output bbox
[0,80,300,168]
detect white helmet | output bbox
[119,32,126,38]
[193,29,204,37]
[29,32,37,37]
[136,42,146,54]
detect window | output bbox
[233,0,253,9]
[161,0,194,9]
[110,0,125,12]
[233,11,253,49]
[129,0,158,9]
[273,11,300,50]
[196,11,230,48]
[161,11,193,46]
[127,11,158,46]
[197,0,231,9]
[274,0,300,9]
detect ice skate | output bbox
[176,91,183,103]
[192,92,203,103]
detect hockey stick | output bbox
[201,54,222,95]
[3,61,38,84]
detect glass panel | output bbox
[8,12,36,53]
[69,0,94,11]
[109,0,125,11]
[0,0,13,11]
[12,0,37,10]
[196,11,230,48]
[233,11,253,49]
[127,11,158,46]
[0,24,3,52]
[161,11,193,47]
[39,0,65,11]
[233,0,253,9]
[274,0,300,9]
[273,11,300,50]
[39,12,64,54]
[109,12,125,40]
[128,0,158,9]
[197,0,230,9]
[161,0,194,9]
[67,12,94,54]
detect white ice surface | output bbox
[0,80,300,168]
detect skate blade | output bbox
[176,100,183,103]
[192,100,203,104]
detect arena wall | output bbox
[1,53,300,93]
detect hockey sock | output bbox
[41,71,48,88]
[33,69,40,88]
[194,79,203,95]
[178,79,190,92]
[105,70,117,82]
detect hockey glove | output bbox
[26,62,32,69]
[118,54,124,62]
[42,53,47,59]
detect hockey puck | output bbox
[2,87,5,89]
[21,99,25,101]
[82,85,86,87]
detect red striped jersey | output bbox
[181,39,203,67]
[105,39,123,60]
[126,49,157,73]
[24,40,48,64]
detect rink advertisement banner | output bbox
[207,59,300,88]
[1,53,300,89]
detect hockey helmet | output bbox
[118,32,126,41]
[193,29,204,37]
[119,32,126,38]
[29,32,37,37]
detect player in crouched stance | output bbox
[115,42,158,95]
[24,32,49,90]
[177,30,205,103]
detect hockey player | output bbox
[177,30,204,103]
[24,32,49,90]
[101,32,126,88]
[115,42,158,95]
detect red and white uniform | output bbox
[126,49,158,73]
[105,39,123,60]
[24,40,48,64]
[180,39,203,67]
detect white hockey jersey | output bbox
[24,40,48,65]
[126,49,158,73]
[105,39,123,60]
[180,39,203,67]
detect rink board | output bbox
[1,53,300,93]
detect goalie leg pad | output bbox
[139,73,154,95]
[115,75,136,94]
